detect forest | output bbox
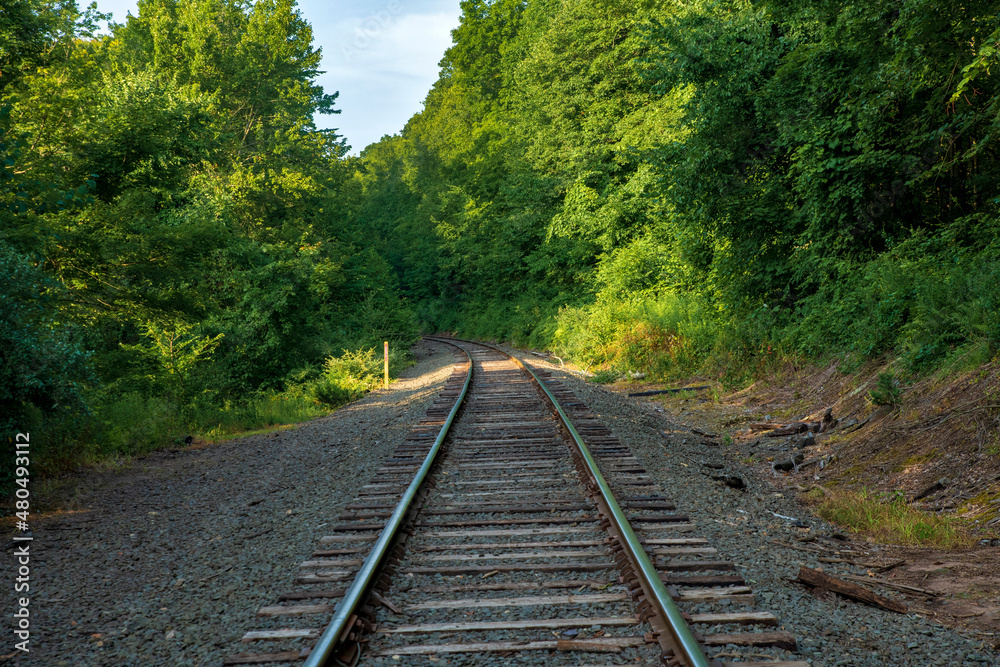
[3,0,999,489]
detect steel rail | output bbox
[303,341,473,667]
[468,338,712,667]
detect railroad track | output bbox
[226,338,809,666]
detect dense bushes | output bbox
[554,293,716,377]
[349,0,999,387]
[74,345,410,465]
[1,0,419,489]
[4,0,1000,491]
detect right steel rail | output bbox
[473,339,712,667]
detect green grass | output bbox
[811,487,974,549]
[553,292,719,382]
[198,393,328,440]
[92,389,329,458]
[16,346,418,490]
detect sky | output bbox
[94,0,462,154]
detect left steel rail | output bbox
[302,341,472,667]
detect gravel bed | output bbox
[501,345,999,666]
[2,341,457,666]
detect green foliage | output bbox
[90,385,328,458]
[350,0,1000,399]
[868,372,902,408]
[193,390,326,441]
[553,292,719,381]
[0,244,93,491]
[6,0,1000,492]
[952,26,1000,104]
[93,392,177,457]
[589,369,620,384]
[118,322,223,401]
[0,0,417,493]
[0,245,91,423]
[311,347,411,407]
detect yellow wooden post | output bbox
[384,341,389,389]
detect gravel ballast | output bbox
[2,341,455,667]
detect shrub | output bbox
[310,347,411,407]
[868,372,902,408]
[0,245,94,495]
[553,292,718,380]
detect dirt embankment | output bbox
[597,357,1000,637]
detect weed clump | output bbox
[810,487,973,549]
[589,368,620,384]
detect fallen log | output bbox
[746,422,786,431]
[765,422,814,437]
[628,385,711,397]
[797,566,907,614]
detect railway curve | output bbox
[226,337,808,667]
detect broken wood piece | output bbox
[224,651,304,664]
[765,422,811,437]
[838,574,937,597]
[702,631,797,651]
[370,590,402,614]
[369,637,646,655]
[796,456,824,471]
[627,386,710,397]
[872,558,907,573]
[913,477,951,501]
[746,422,786,431]
[797,566,907,613]
[381,615,637,634]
